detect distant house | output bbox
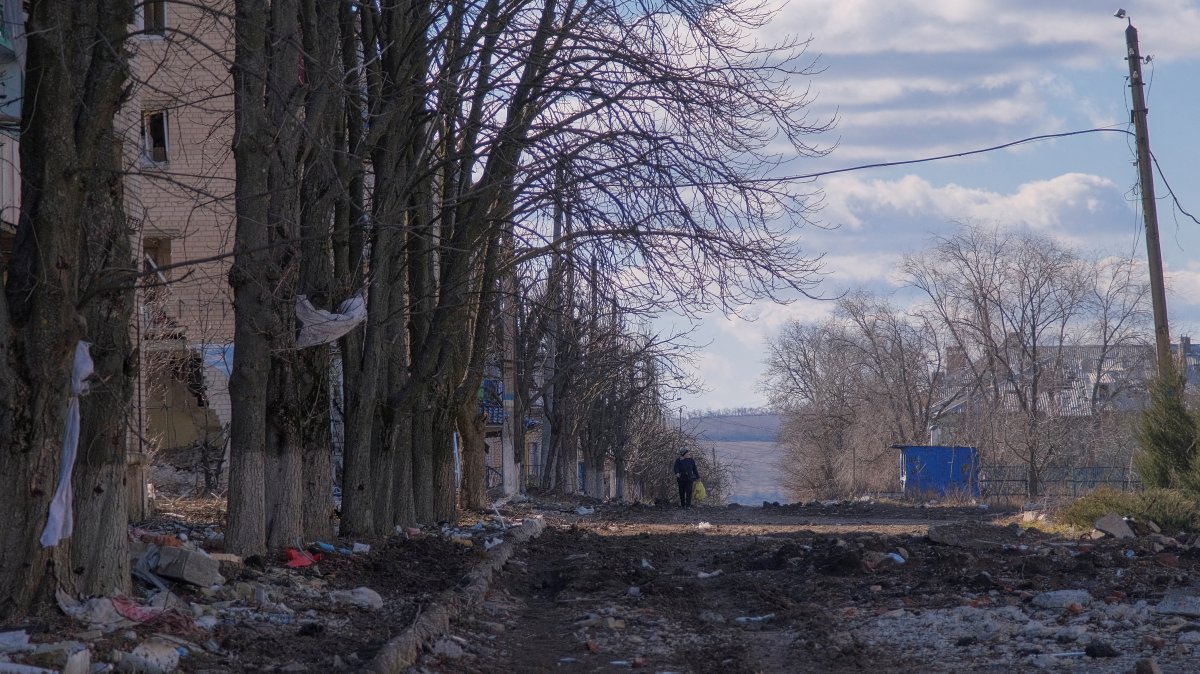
[932,338,1199,492]
[936,343,1168,421]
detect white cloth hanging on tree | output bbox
[40,341,94,548]
[295,293,367,349]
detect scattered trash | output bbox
[114,637,180,674]
[352,543,370,555]
[330,587,384,611]
[0,631,31,653]
[559,657,577,664]
[735,613,776,623]
[130,529,183,548]
[154,547,224,587]
[576,506,595,516]
[697,570,722,579]
[56,591,123,626]
[695,522,713,530]
[641,559,654,570]
[284,549,319,568]
[484,536,504,551]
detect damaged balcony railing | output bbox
[142,285,186,340]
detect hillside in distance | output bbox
[683,413,779,442]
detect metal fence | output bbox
[980,465,1140,498]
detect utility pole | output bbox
[1123,13,1172,374]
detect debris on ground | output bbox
[4,502,542,673]
[16,494,1200,673]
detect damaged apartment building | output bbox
[1,1,238,510]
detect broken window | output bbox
[142,110,169,163]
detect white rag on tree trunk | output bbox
[295,293,367,348]
[40,341,94,548]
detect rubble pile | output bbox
[1,512,532,673]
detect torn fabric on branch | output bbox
[295,293,367,349]
[40,341,94,548]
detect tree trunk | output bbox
[410,390,436,523]
[556,433,579,494]
[0,0,133,618]
[297,0,344,544]
[456,400,488,511]
[339,227,394,535]
[431,400,459,523]
[226,0,273,557]
[71,145,135,597]
[615,457,626,502]
[391,410,416,527]
[265,361,304,550]
[586,453,606,499]
[386,277,415,528]
[371,395,397,536]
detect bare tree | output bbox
[903,224,1108,496]
[0,0,136,617]
[762,320,866,499]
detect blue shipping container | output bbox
[894,445,980,498]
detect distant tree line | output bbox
[762,223,1153,500]
[687,407,773,419]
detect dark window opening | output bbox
[143,110,168,163]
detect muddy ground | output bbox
[7,498,1200,673]
[411,501,1200,674]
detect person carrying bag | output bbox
[673,448,700,508]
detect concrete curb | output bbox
[362,517,547,674]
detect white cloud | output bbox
[818,172,1127,239]
[1167,265,1200,308]
[765,1,1200,60]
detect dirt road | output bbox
[409,501,1200,674]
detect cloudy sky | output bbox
[679,0,1200,412]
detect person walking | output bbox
[673,448,700,508]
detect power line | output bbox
[727,124,1200,236]
[767,127,1137,184]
